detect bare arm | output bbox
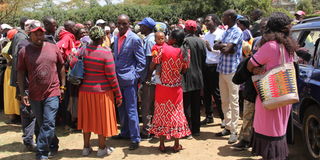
[146,61,156,83]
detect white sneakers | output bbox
[82,147,93,156]
[82,147,114,157]
[228,133,238,144]
[97,147,114,157]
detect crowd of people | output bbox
[0,8,309,160]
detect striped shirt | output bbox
[217,25,243,74]
[79,45,122,100]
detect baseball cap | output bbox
[29,20,46,32]
[295,10,306,16]
[96,19,106,25]
[138,17,156,29]
[185,20,197,31]
[1,24,12,30]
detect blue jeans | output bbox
[30,96,59,159]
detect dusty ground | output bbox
[0,112,308,160]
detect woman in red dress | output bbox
[147,29,191,152]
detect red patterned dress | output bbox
[149,45,191,139]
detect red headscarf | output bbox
[7,29,18,40]
[185,20,197,32]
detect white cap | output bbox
[1,24,12,30]
[104,26,110,31]
[96,19,106,25]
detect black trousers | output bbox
[183,90,201,134]
[203,64,224,120]
[20,104,39,146]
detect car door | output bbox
[292,30,320,125]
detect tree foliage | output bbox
[1,0,297,26]
[297,0,314,14]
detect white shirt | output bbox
[204,28,225,64]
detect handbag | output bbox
[67,46,86,85]
[252,44,299,110]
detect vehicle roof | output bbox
[300,16,320,23]
[292,21,320,31]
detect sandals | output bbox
[159,145,166,153]
[172,144,183,152]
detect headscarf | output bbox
[7,29,18,40]
[89,26,105,41]
[185,20,197,32]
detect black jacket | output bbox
[232,57,257,103]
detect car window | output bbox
[291,31,301,41]
[314,41,320,68]
[301,31,320,59]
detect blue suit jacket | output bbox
[114,30,146,87]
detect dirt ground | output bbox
[0,112,308,160]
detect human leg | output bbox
[20,104,37,150]
[117,88,130,138]
[183,92,192,132]
[31,96,59,159]
[141,84,155,137]
[123,85,141,146]
[190,90,201,135]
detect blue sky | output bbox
[53,0,123,5]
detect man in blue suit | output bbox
[113,14,146,150]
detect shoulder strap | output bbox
[251,55,263,67]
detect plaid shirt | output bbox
[217,25,243,74]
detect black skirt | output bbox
[252,131,288,160]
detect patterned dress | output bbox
[149,45,191,139]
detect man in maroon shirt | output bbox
[17,21,66,160]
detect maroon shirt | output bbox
[17,42,64,101]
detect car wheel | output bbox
[303,105,320,159]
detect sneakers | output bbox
[228,133,238,144]
[221,120,226,128]
[232,140,250,150]
[141,134,152,141]
[97,147,114,157]
[200,117,214,126]
[82,147,92,156]
[216,129,231,137]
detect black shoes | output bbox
[141,134,152,141]
[129,142,139,150]
[25,144,37,152]
[200,117,214,126]
[112,134,130,140]
[216,129,231,137]
[232,140,250,150]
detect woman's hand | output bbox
[116,98,122,107]
[252,66,265,75]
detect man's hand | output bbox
[60,88,65,101]
[21,96,30,106]
[205,40,212,52]
[116,98,122,107]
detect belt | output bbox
[206,63,218,67]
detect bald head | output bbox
[222,9,237,26]
[64,20,76,34]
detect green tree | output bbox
[297,0,314,14]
